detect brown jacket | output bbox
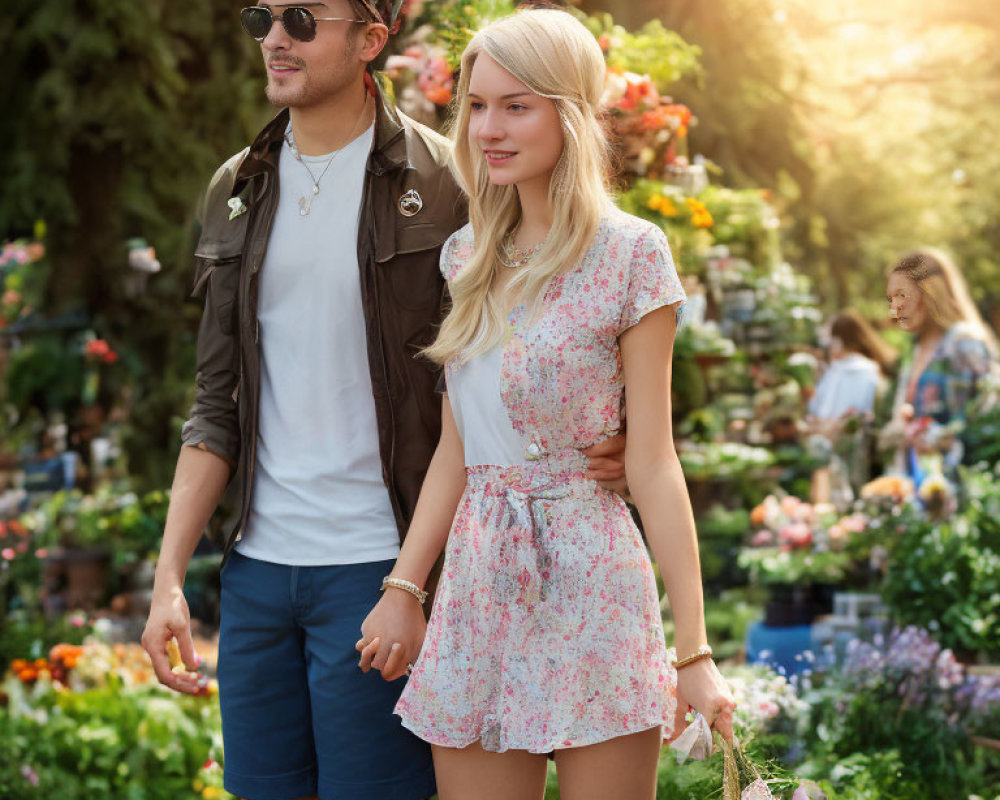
[181,93,467,557]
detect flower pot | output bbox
[764,583,833,627]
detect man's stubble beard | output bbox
[264,33,361,109]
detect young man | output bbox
[143,3,624,798]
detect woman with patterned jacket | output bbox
[885,248,998,482]
[354,9,734,800]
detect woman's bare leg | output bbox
[554,726,662,800]
[432,741,548,800]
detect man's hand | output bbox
[582,432,629,496]
[141,585,206,695]
[356,588,427,682]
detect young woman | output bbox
[355,9,734,799]
[884,249,998,480]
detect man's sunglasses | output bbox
[240,6,368,42]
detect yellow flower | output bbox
[692,211,714,228]
[647,194,678,217]
[202,787,222,799]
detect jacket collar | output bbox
[235,83,408,185]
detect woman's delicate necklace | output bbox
[501,230,546,269]
[284,97,371,217]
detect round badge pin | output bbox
[398,189,423,217]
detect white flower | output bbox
[228,197,248,221]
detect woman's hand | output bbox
[355,589,427,682]
[675,658,737,742]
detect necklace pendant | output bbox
[299,186,319,217]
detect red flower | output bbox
[85,339,110,358]
[85,338,119,364]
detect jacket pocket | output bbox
[193,255,241,336]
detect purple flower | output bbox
[20,764,39,787]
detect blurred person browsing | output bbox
[883,248,998,482]
[807,309,896,503]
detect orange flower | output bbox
[692,211,714,228]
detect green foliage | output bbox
[799,626,1000,797]
[4,335,84,416]
[571,11,701,88]
[0,613,88,676]
[965,372,1000,467]
[805,750,941,800]
[739,547,852,586]
[0,679,225,800]
[703,590,765,660]
[21,487,170,565]
[679,442,775,480]
[878,467,1000,657]
[416,0,517,68]
[0,0,268,487]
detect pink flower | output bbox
[780,523,813,548]
[751,530,774,547]
[758,699,779,719]
[417,55,453,105]
[840,514,867,534]
[1,547,15,560]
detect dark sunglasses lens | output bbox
[283,7,318,41]
[241,7,272,39]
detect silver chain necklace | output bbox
[283,98,371,217]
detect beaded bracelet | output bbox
[672,644,713,670]
[381,576,428,605]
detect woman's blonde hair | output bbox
[890,248,998,357]
[424,8,611,365]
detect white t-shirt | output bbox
[447,347,529,467]
[236,122,401,566]
[808,352,881,420]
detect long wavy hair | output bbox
[423,8,611,365]
[890,248,998,357]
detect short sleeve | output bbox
[439,224,475,284]
[619,225,686,334]
[952,335,992,378]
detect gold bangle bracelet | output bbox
[672,644,713,669]
[381,576,427,605]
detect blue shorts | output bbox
[218,552,435,800]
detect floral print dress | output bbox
[394,206,685,753]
